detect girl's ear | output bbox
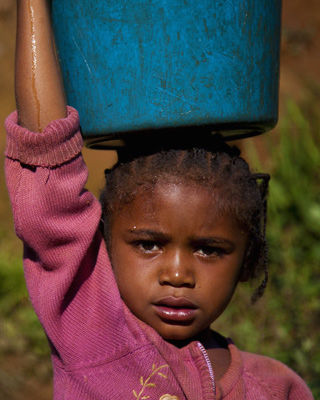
[239,236,253,282]
[239,266,250,282]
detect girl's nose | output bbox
[158,251,195,288]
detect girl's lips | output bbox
[153,297,198,322]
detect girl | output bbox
[5,1,313,399]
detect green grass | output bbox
[0,248,51,381]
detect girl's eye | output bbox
[196,246,225,258]
[135,241,161,253]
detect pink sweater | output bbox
[5,108,314,400]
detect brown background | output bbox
[0,0,319,398]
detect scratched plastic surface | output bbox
[52,0,282,148]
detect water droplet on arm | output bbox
[28,0,42,132]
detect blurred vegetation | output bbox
[0,100,319,397]
[0,246,52,382]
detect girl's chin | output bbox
[159,328,204,345]
[159,330,195,343]
[159,326,213,347]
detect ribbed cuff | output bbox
[4,106,84,167]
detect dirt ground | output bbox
[0,0,319,398]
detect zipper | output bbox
[197,342,216,396]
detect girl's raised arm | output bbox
[15,0,67,132]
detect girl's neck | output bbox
[168,329,231,381]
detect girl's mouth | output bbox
[153,297,198,322]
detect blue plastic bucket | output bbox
[52,0,282,148]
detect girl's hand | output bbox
[15,0,67,132]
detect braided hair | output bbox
[99,133,270,302]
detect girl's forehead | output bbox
[141,177,219,196]
[138,180,215,202]
[119,180,230,220]
[111,180,246,242]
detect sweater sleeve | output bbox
[4,107,139,369]
[240,351,314,400]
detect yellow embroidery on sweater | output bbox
[159,395,180,400]
[133,363,170,400]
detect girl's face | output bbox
[109,182,247,342]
